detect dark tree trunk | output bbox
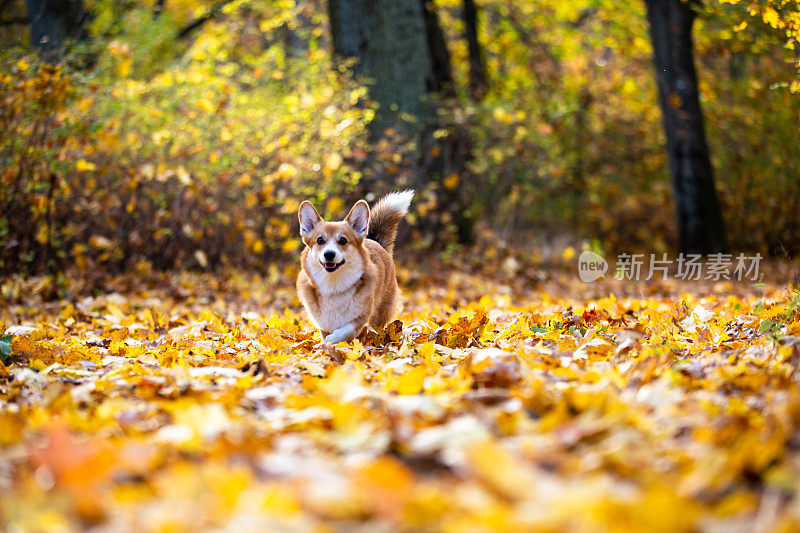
[328,0,433,135]
[153,0,165,18]
[329,0,474,244]
[463,0,487,100]
[644,0,727,254]
[420,0,454,96]
[26,0,87,58]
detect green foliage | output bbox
[718,0,800,90]
[1,1,374,273]
[435,0,800,254]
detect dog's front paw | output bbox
[323,324,357,346]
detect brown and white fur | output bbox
[296,190,413,346]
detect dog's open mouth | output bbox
[321,259,345,272]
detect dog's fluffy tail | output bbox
[367,190,413,255]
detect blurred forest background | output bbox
[1,0,799,277]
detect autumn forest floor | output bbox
[2,259,800,532]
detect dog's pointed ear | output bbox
[298,201,322,239]
[345,200,369,238]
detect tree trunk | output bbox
[644,0,727,254]
[420,0,454,96]
[153,0,165,18]
[26,0,87,58]
[328,0,433,135]
[463,0,487,100]
[328,0,472,244]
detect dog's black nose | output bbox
[323,250,335,261]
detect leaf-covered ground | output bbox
[2,268,800,532]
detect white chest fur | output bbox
[311,287,361,333]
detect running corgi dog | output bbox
[296,190,413,346]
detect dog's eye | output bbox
[316,236,325,245]
[337,237,347,246]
